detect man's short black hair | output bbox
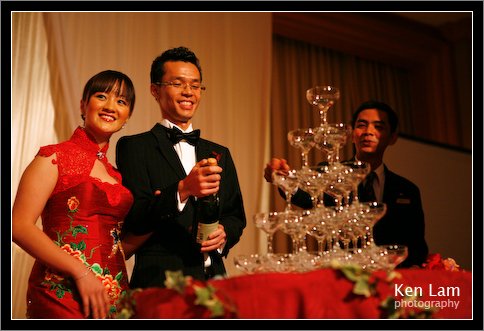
[351,100,399,133]
[150,46,202,84]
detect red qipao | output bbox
[26,127,133,319]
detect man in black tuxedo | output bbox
[116,46,246,288]
[264,100,428,268]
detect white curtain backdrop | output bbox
[11,12,58,319]
[11,12,272,319]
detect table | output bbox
[117,268,472,319]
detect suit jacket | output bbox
[289,164,428,268]
[116,123,246,288]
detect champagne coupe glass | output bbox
[378,244,409,270]
[337,207,366,253]
[306,85,340,127]
[233,254,262,274]
[365,244,406,271]
[253,212,283,254]
[314,123,351,166]
[306,207,334,254]
[360,202,387,248]
[324,209,343,256]
[337,216,357,252]
[279,210,306,255]
[333,166,354,207]
[266,253,297,273]
[272,169,299,211]
[298,168,325,208]
[288,128,315,169]
[340,160,371,206]
[308,164,334,208]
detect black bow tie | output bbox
[167,126,200,146]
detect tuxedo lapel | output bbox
[151,123,187,178]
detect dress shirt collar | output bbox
[160,118,194,133]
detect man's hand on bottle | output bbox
[200,224,226,253]
[178,159,222,201]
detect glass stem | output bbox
[327,150,334,165]
[318,239,326,253]
[365,226,374,248]
[291,235,299,254]
[352,237,359,252]
[302,152,309,168]
[298,235,307,253]
[334,145,340,163]
[267,234,274,254]
[319,107,328,126]
[352,184,359,204]
[285,192,292,211]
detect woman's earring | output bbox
[81,114,85,128]
[122,122,127,129]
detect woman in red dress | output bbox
[12,70,136,319]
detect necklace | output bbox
[73,127,109,161]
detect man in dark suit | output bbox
[116,46,246,288]
[264,100,428,268]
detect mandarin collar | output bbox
[70,126,109,160]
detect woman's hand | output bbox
[74,270,110,319]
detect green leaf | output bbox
[164,270,187,294]
[193,285,225,317]
[55,288,65,299]
[380,296,400,318]
[208,300,225,317]
[77,240,86,251]
[353,278,372,297]
[72,225,88,237]
[116,308,133,319]
[337,263,368,282]
[90,263,103,275]
[193,285,212,304]
[386,270,402,282]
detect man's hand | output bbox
[263,158,290,183]
[200,223,226,253]
[178,159,222,201]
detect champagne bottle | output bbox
[196,158,220,243]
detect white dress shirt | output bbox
[160,119,218,267]
[160,119,196,210]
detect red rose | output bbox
[422,253,445,270]
[210,151,222,162]
[67,197,80,212]
[442,258,460,271]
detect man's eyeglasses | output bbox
[155,81,206,91]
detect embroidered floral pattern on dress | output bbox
[108,221,125,260]
[41,196,126,315]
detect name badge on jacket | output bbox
[396,196,411,204]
